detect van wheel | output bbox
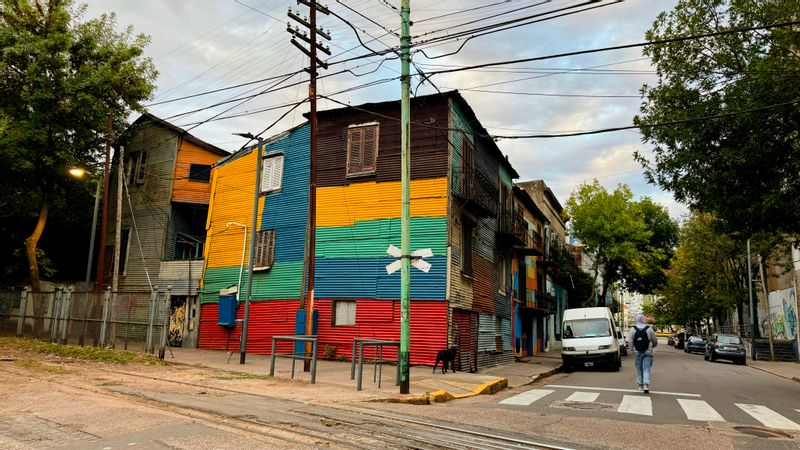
[562,363,573,373]
[611,356,621,372]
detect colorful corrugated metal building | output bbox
[198,91,532,370]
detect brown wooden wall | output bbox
[172,139,224,204]
[316,97,450,187]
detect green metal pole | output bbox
[399,0,411,394]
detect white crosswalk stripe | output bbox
[736,404,800,431]
[677,399,725,422]
[499,389,554,406]
[618,395,652,416]
[565,391,600,403]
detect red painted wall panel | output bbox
[199,299,448,365]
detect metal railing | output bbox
[457,166,499,217]
[498,208,527,243]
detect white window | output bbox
[261,153,284,193]
[333,301,356,326]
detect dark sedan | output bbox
[684,335,706,354]
[704,333,747,365]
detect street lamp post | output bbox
[233,133,264,365]
[68,167,101,346]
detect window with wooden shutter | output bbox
[346,123,379,177]
[134,151,148,185]
[460,132,474,196]
[261,153,284,193]
[254,230,275,270]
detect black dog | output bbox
[433,347,458,374]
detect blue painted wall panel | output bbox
[262,124,310,263]
[315,256,447,300]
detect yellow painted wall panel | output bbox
[204,151,264,269]
[316,177,447,227]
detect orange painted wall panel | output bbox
[172,139,224,204]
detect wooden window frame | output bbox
[188,164,211,183]
[346,123,379,177]
[253,230,275,270]
[332,300,356,326]
[261,153,284,193]
[134,151,148,185]
[461,217,474,278]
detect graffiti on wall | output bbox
[764,287,798,340]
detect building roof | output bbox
[312,90,520,179]
[214,122,308,169]
[124,112,229,156]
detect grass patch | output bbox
[0,337,168,365]
[98,381,123,387]
[213,371,271,381]
[15,358,71,374]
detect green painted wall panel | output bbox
[316,217,447,258]
[200,260,305,304]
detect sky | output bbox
[84,0,687,219]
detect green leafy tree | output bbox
[565,181,677,308]
[0,0,157,290]
[655,211,748,328]
[634,0,800,239]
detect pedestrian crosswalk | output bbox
[497,387,800,431]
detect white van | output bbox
[561,307,621,372]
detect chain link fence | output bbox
[0,286,174,357]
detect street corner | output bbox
[470,377,508,396]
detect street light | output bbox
[69,166,101,346]
[233,132,264,365]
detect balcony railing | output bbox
[497,208,527,244]
[456,166,498,217]
[526,290,556,313]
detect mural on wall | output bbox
[764,287,798,340]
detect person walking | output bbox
[628,314,658,393]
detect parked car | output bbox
[704,334,747,365]
[616,329,628,356]
[684,335,706,354]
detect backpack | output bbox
[633,326,650,352]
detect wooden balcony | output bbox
[525,290,556,313]
[514,228,544,256]
[455,167,498,218]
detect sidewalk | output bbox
[166,347,562,404]
[749,358,800,383]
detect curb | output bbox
[382,365,562,405]
[748,363,800,383]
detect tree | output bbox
[634,0,800,239]
[0,0,157,291]
[655,211,748,328]
[565,181,677,308]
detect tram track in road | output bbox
[1,361,580,449]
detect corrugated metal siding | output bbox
[198,300,299,355]
[172,139,223,204]
[314,256,446,300]
[501,318,512,351]
[112,123,179,292]
[477,314,496,352]
[316,217,446,258]
[315,299,447,365]
[447,208,473,311]
[472,255,494,314]
[200,125,309,305]
[316,178,447,227]
[262,125,309,264]
[316,97,450,188]
[452,308,477,373]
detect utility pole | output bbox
[233,133,264,365]
[288,0,330,372]
[96,111,113,292]
[399,0,412,394]
[747,239,756,361]
[110,146,124,348]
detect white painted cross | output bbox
[385,244,433,274]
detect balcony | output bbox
[455,166,498,218]
[497,208,527,246]
[512,228,544,256]
[525,290,556,313]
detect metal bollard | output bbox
[98,288,111,347]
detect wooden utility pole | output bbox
[288,0,330,372]
[96,112,113,292]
